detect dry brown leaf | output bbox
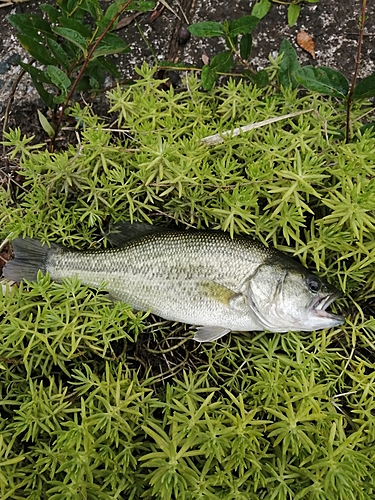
[296,30,316,59]
[150,4,165,23]
[115,12,142,30]
[157,0,182,21]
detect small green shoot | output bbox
[251,0,320,27]
[188,15,268,90]
[278,1,373,142]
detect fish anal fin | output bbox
[194,326,230,343]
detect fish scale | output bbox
[3,224,344,342]
[47,232,264,325]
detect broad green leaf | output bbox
[57,16,92,38]
[227,15,260,37]
[158,61,195,69]
[59,40,76,60]
[80,0,101,18]
[19,62,55,107]
[17,34,56,65]
[294,66,349,98]
[40,4,60,23]
[91,33,130,59]
[67,0,79,12]
[358,122,375,136]
[103,2,121,23]
[126,1,155,11]
[278,39,300,89]
[8,13,54,41]
[251,0,271,19]
[201,65,217,90]
[46,38,71,70]
[209,51,234,73]
[46,65,71,94]
[240,33,252,60]
[353,73,375,99]
[33,81,55,109]
[37,110,55,138]
[52,27,87,53]
[96,56,121,78]
[188,21,224,37]
[96,17,117,35]
[70,7,85,23]
[245,69,269,88]
[19,61,53,85]
[287,3,301,27]
[56,0,69,15]
[85,60,105,84]
[54,94,68,103]
[74,75,93,92]
[89,76,100,90]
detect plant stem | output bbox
[345,0,367,143]
[226,34,256,74]
[135,18,158,63]
[51,0,133,151]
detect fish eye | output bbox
[306,277,321,293]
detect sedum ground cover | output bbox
[1,64,375,499]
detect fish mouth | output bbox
[312,291,344,322]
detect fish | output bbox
[2,222,344,342]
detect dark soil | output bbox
[0,0,374,143]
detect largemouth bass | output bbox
[3,223,344,342]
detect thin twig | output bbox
[2,64,31,154]
[226,35,255,74]
[174,0,189,24]
[157,0,182,21]
[200,109,314,146]
[0,0,29,7]
[345,0,367,143]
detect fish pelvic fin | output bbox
[3,238,56,282]
[194,326,231,343]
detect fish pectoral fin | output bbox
[200,281,247,309]
[194,326,231,343]
[228,293,248,312]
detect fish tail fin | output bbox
[3,238,55,282]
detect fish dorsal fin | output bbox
[105,221,167,247]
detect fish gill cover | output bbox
[0,64,375,498]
